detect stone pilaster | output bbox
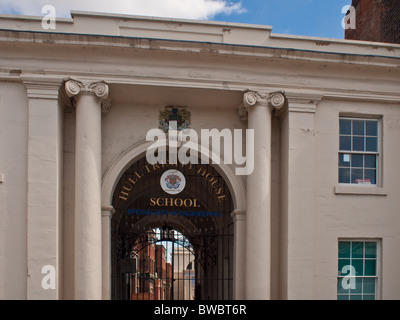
[24,77,64,300]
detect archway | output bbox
[110,156,234,300]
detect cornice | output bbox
[0,29,399,70]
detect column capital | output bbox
[22,76,62,100]
[64,78,109,100]
[64,78,112,112]
[284,91,323,114]
[231,210,246,221]
[238,90,286,120]
[101,206,115,218]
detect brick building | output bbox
[130,232,173,300]
[345,0,400,43]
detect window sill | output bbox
[334,185,387,196]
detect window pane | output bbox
[350,277,362,294]
[353,120,365,136]
[340,119,352,135]
[365,242,377,258]
[337,278,349,294]
[363,295,375,300]
[339,241,351,258]
[366,137,378,152]
[340,136,351,151]
[337,295,349,300]
[351,169,363,184]
[350,295,362,300]
[363,278,376,294]
[339,154,351,167]
[338,259,351,274]
[364,155,376,169]
[352,154,363,168]
[364,169,376,185]
[366,121,378,136]
[365,260,376,276]
[352,242,364,258]
[352,260,364,276]
[339,168,350,183]
[353,136,364,151]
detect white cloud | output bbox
[0,0,246,20]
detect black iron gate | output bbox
[111,157,234,300]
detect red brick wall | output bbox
[345,0,400,44]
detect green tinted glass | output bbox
[365,260,376,276]
[365,242,377,258]
[339,242,351,258]
[352,242,364,259]
[363,278,375,294]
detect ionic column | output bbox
[238,90,286,300]
[65,79,110,300]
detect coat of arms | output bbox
[165,173,181,190]
[159,106,191,132]
[160,169,186,195]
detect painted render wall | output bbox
[280,98,400,300]
[311,99,400,300]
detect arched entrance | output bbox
[110,156,234,300]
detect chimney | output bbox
[345,0,400,44]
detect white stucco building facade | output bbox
[0,11,400,300]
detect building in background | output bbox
[345,0,400,43]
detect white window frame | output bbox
[337,238,381,300]
[338,116,382,187]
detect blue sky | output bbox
[213,0,353,39]
[0,0,353,39]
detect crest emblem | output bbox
[165,173,181,190]
[160,170,186,195]
[159,106,191,132]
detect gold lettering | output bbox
[144,165,151,173]
[128,177,138,185]
[149,197,202,208]
[192,199,200,208]
[134,171,144,179]
[205,173,214,182]
[210,179,219,187]
[174,198,183,207]
[152,164,160,171]
[119,190,129,201]
[218,195,226,202]
[197,166,207,176]
[123,183,133,192]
